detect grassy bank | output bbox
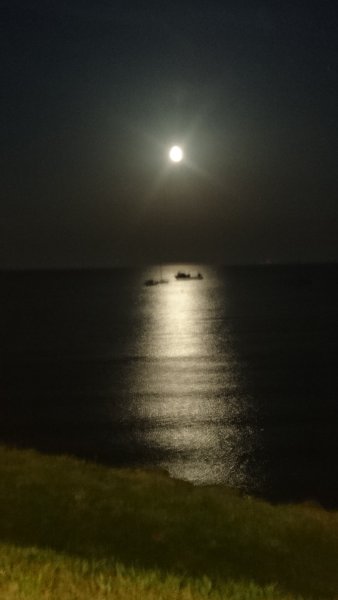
[0,446,337,599]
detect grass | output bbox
[0,446,337,599]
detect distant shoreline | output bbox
[1,261,338,273]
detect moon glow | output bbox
[169,145,183,163]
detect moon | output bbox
[169,145,183,163]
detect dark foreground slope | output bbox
[0,446,337,599]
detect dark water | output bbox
[1,265,338,508]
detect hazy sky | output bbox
[2,0,338,267]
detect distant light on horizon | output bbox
[169,145,183,163]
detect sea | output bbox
[1,264,338,508]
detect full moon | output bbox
[169,145,183,163]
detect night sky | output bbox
[2,0,338,268]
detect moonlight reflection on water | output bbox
[127,267,260,489]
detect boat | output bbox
[144,266,169,286]
[144,278,169,286]
[175,271,203,280]
[144,279,159,286]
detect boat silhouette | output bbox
[175,271,203,280]
[144,265,168,286]
[144,278,168,286]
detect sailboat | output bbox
[144,265,168,286]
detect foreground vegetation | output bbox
[0,446,337,599]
